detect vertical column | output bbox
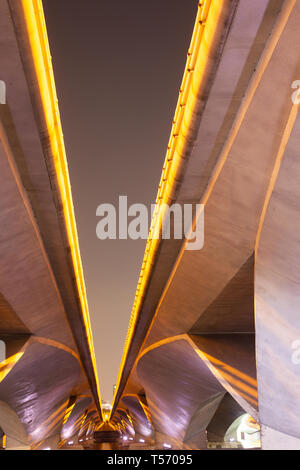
[255,111,300,449]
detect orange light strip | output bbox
[20,0,101,415]
[111,0,215,415]
[62,402,76,427]
[0,352,24,383]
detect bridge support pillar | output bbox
[261,426,300,450]
[154,431,184,450]
[5,437,30,450]
[183,431,207,450]
[34,433,61,450]
[0,401,30,450]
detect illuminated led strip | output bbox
[111,0,218,413]
[20,0,101,414]
[62,402,76,427]
[0,352,24,383]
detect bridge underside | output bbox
[1,0,300,451]
[111,0,300,450]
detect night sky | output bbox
[42,0,197,403]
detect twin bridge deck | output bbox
[0,0,300,451]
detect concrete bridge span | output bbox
[111,0,300,450]
[0,0,102,449]
[1,0,300,451]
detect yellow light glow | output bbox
[20,0,102,417]
[62,402,76,426]
[0,352,24,383]
[30,400,68,445]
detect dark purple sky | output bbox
[42,0,197,402]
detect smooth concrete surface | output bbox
[137,338,225,446]
[1,0,300,451]
[0,0,101,449]
[0,400,29,450]
[113,0,284,407]
[61,396,92,441]
[121,395,153,438]
[190,335,258,418]
[34,433,61,451]
[261,426,300,450]
[112,0,300,451]
[255,90,300,440]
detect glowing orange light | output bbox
[0,352,24,383]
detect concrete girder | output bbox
[0,0,102,446]
[110,0,300,450]
[136,337,226,448]
[121,394,153,439]
[61,396,92,442]
[0,338,81,447]
[0,400,30,450]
